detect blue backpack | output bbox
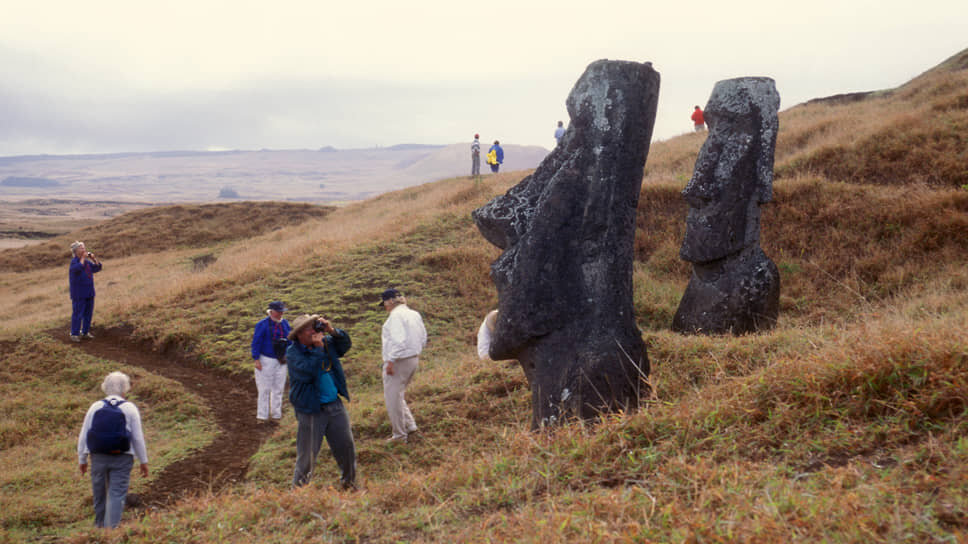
[86,399,131,455]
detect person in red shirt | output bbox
[691,105,706,132]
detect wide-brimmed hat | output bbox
[267,301,287,313]
[287,314,319,341]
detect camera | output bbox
[312,319,328,333]
[87,252,94,257]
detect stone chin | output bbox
[680,207,751,264]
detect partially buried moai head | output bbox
[680,77,779,264]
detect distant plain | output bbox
[0,143,549,246]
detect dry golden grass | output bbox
[776,61,968,187]
[5,50,968,543]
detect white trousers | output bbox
[255,355,287,420]
[382,355,419,439]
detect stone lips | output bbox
[473,59,658,427]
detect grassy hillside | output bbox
[1,50,967,542]
[1,201,335,272]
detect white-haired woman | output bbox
[77,371,149,528]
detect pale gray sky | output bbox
[1,0,965,156]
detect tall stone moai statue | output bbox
[672,77,781,335]
[472,60,659,428]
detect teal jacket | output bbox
[285,329,352,413]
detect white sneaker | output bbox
[70,335,81,342]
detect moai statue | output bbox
[472,59,658,427]
[672,77,781,335]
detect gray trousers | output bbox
[90,453,134,528]
[292,400,356,488]
[382,355,419,440]
[471,154,480,176]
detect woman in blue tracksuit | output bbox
[69,241,102,342]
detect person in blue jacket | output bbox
[69,241,102,342]
[285,313,356,489]
[487,140,504,173]
[251,300,292,421]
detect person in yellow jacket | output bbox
[486,140,504,173]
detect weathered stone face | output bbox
[680,77,779,264]
[472,59,658,427]
[673,77,781,335]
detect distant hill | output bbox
[1,176,59,187]
[0,143,550,204]
[0,201,335,272]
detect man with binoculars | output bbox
[285,313,357,490]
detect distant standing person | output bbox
[487,140,504,173]
[691,105,706,132]
[77,371,149,529]
[69,241,102,342]
[251,300,291,422]
[379,288,427,442]
[554,121,566,145]
[286,313,357,489]
[471,133,481,179]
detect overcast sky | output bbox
[2,1,966,156]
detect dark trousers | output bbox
[71,297,95,335]
[490,164,500,173]
[292,400,356,488]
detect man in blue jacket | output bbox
[487,140,504,173]
[251,301,291,422]
[68,241,102,342]
[285,313,356,489]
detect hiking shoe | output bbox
[82,332,95,339]
[70,335,81,342]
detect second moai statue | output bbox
[672,77,781,335]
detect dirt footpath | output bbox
[52,326,276,508]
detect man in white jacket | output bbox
[379,288,427,442]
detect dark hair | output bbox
[494,140,500,145]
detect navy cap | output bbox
[268,301,287,313]
[379,288,401,307]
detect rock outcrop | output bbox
[472,59,658,427]
[672,77,781,335]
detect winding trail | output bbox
[52,325,276,508]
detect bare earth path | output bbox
[51,325,276,509]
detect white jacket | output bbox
[382,304,427,362]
